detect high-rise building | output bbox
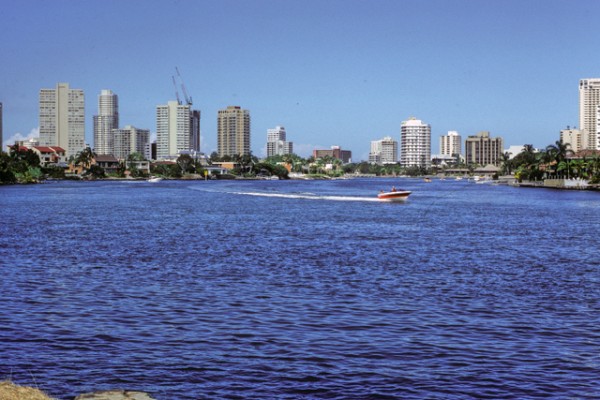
[0,102,3,152]
[560,127,584,153]
[369,136,398,165]
[579,79,600,150]
[93,90,119,155]
[400,117,431,169]
[156,101,192,160]
[113,125,150,160]
[267,126,293,157]
[596,104,600,150]
[217,106,250,157]
[39,83,85,157]
[440,131,461,157]
[465,131,503,166]
[190,109,201,153]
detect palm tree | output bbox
[546,140,572,164]
[500,152,513,175]
[75,147,95,170]
[544,140,573,178]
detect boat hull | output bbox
[377,191,411,201]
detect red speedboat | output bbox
[377,189,411,201]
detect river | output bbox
[1,178,598,399]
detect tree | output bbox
[75,147,95,170]
[500,152,513,175]
[546,140,572,164]
[0,152,17,184]
[127,152,146,161]
[176,154,194,174]
[235,153,257,175]
[85,164,106,179]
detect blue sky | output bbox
[2,0,599,160]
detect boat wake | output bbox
[230,191,382,202]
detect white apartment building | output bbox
[579,78,600,150]
[400,117,431,169]
[217,106,251,157]
[369,136,398,165]
[156,101,192,160]
[560,127,584,153]
[596,104,600,151]
[39,83,85,157]
[440,131,461,156]
[267,126,293,157]
[93,90,119,155]
[113,125,150,160]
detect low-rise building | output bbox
[126,160,150,174]
[31,146,67,166]
[313,146,352,163]
[94,154,120,174]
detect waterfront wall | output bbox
[544,178,589,189]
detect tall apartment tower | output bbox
[113,125,150,160]
[465,131,503,166]
[440,131,462,157]
[579,79,600,150]
[39,83,85,157]
[93,90,119,155]
[156,101,192,160]
[369,136,398,165]
[217,106,250,157]
[400,117,431,169]
[267,126,293,157]
[190,109,201,153]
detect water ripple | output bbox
[1,180,599,399]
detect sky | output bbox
[2,0,600,160]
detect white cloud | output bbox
[4,127,39,151]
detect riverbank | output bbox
[510,178,600,190]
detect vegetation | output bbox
[3,138,600,184]
[507,140,600,183]
[0,146,42,184]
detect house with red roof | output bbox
[31,146,67,166]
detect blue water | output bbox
[1,178,599,399]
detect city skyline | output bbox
[2,0,600,160]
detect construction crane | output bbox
[171,75,182,105]
[175,67,193,106]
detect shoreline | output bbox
[0,380,156,400]
[3,175,600,191]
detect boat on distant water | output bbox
[377,188,411,202]
[423,177,432,182]
[147,176,163,183]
